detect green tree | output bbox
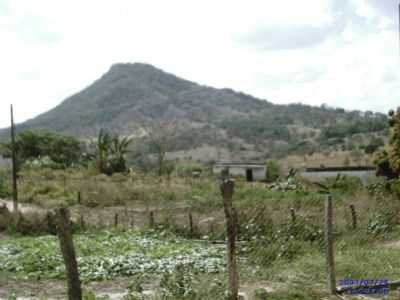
[388,109,400,173]
[94,129,112,174]
[375,108,400,179]
[266,160,281,182]
[0,130,81,169]
[93,129,132,175]
[110,135,132,173]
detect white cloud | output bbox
[0,0,398,129]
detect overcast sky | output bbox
[0,0,399,128]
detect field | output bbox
[1,166,400,299]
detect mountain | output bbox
[0,63,389,164]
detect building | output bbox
[212,162,267,182]
[299,166,376,183]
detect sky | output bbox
[0,0,399,128]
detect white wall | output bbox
[299,170,375,183]
[212,165,266,181]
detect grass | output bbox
[2,166,400,298]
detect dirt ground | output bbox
[0,277,139,300]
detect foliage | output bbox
[367,211,397,236]
[83,290,110,300]
[325,175,362,194]
[93,129,132,175]
[0,229,225,281]
[321,117,388,139]
[175,162,206,177]
[145,120,177,177]
[0,167,11,198]
[388,108,400,175]
[247,216,323,266]
[374,150,398,179]
[363,136,384,154]
[160,264,196,299]
[390,180,400,199]
[0,130,82,169]
[375,108,400,179]
[265,160,281,182]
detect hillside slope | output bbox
[0,63,389,164]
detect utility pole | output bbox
[10,104,18,213]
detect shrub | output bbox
[0,168,11,198]
[390,180,400,199]
[160,264,196,299]
[325,175,362,194]
[266,160,281,182]
[367,211,397,236]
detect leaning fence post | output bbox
[114,213,119,227]
[324,194,336,295]
[55,208,82,300]
[349,204,357,230]
[290,208,296,223]
[80,214,85,230]
[188,212,194,235]
[149,211,155,227]
[130,212,135,227]
[10,104,18,214]
[220,179,239,300]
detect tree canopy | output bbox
[374,108,400,179]
[93,129,132,175]
[0,130,82,169]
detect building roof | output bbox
[214,162,266,167]
[305,166,375,172]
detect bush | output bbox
[325,175,362,193]
[390,180,400,199]
[0,168,11,198]
[248,216,323,266]
[367,211,397,236]
[160,264,196,299]
[266,160,281,182]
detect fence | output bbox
[7,172,400,298]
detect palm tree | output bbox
[95,129,112,174]
[110,135,132,173]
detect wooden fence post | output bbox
[220,179,239,300]
[56,208,82,300]
[149,211,155,227]
[80,214,85,230]
[77,192,81,205]
[324,194,336,295]
[63,175,67,194]
[290,208,296,223]
[114,213,119,227]
[130,212,134,227]
[10,105,18,213]
[349,204,357,230]
[188,212,194,235]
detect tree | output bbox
[145,120,177,176]
[363,137,384,154]
[374,108,400,179]
[110,135,132,173]
[0,130,82,169]
[265,160,281,182]
[94,129,112,174]
[388,109,400,173]
[93,129,132,175]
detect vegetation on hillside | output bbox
[0,64,389,162]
